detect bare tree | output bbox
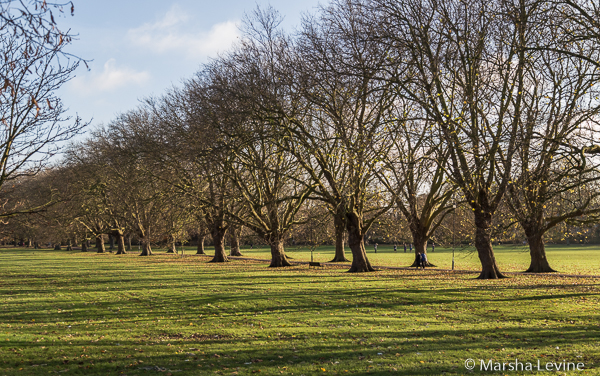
[0,0,85,218]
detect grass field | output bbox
[0,247,599,375]
[232,244,600,276]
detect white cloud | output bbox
[127,4,240,59]
[70,59,151,95]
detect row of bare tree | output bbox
[4,0,600,279]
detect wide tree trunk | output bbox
[95,236,105,254]
[524,231,556,273]
[474,211,505,279]
[346,212,375,272]
[115,232,126,255]
[409,229,436,267]
[229,226,243,256]
[139,239,153,256]
[81,241,88,252]
[209,226,228,263]
[196,235,206,255]
[330,210,349,262]
[269,238,292,267]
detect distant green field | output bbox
[0,248,598,375]
[207,244,600,276]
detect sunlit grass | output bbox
[227,244,600,276]
[0,247,598,375]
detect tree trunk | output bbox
[95,235,105,254]
[196,235,206,255]
[409,229,435,267]
[346,212,375,272]
[66,239,73,252]
[166,239,176,254]
[474,211,505,279]
[269,238,292,267]
[126,235,131,251]
[229,226,243,256]
[54,243,62,250]
[26,239,32,248]
[524,231,556,273]
[330,210,349,262]
[139,239,153,256]
[81,240,88,252]
[108,235,114,251]
[209,226,228,263]
[115,232,126,255]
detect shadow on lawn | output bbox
[1,324,597,375]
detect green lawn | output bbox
[0,247,599,375]
[233,244,600,276]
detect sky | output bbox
[56,0,322,129]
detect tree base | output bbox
[476,269,508,279]
[269,258,293,267]
[329,256,350,262]
[524,265,557,273]
[208,254,228,263]
[116,250,127,255]
[230,250,243,257]
[196,250,206,255]
[410,261,436,268]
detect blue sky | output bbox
[57,1,322,128]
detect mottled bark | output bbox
[229,226,243,256]
[95,236,105,253]
[139,240,153,256]
[209,226,228,263]
[196,235,206,255]
[269,238,292,267]
[346,212,375,272]
[115,232,126,255]
[166,240,176,254]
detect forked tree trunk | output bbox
[166,239,176,254]
[524,231,556,273]
[474,211,505,279]
[269,238,292,267]
[139,240,153,256]
[209,226,228,263]
[196,235,206,255]
[346,212,375,272]
[230,226,243,256]
[330,210,349,262]
[115,232,126,255]
[95,236,105,253]
[409,230,436,267]
[81,241,88,252]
